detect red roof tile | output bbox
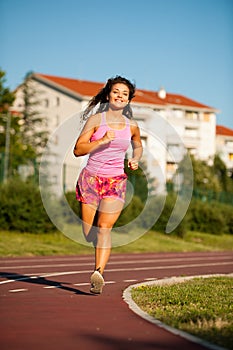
[38,73,103,97]
[134,89,167,106]
[35,73,215,110]
[216,125,233,136]
[163,93,213,109]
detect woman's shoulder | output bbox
[81,113,102,134]
[128,118,139,128]
[85,113,102,127]
[88,112,102,122]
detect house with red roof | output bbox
[216,125,233,174]
[13,73,218,194]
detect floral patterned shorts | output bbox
[76,168,128,207]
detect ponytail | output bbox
[81,75,136,121]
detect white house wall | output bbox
[216,134,233,171]
[13,78,218,196]
[198,113,216,161]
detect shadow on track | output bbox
[0,271,93,296]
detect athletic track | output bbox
[0,251,232,350]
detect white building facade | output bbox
[13,73,218,195]
[216,125,233,176]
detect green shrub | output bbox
[116,195,144,227]
[187,199,227,235]
[62,191,81,223]
[116,193,188,237]
[0,178,55,233]
[63,190,233,237]
[151,194,188,238]
[211,202,233,235]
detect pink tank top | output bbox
[85,112,131,176]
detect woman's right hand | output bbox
[100,130,115,144]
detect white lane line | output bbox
[24,261,233,279]
[123,279,138,282]
[0,270,92,285]
[144,277,158,281]
[0,275,48,285]
[106,261,233,273]
[74,281,116,287]
[43,286,61,289]
[1,255,232,270]
[1,252,232,262]
[0,279,15,285]
[9,289,28,293]
[0,263,92,270]
[0,256,93,264]
[1,261,232,286]
[40,261,233,279]
[41,269,93,278]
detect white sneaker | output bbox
[90,270,105,294]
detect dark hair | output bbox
[82,75,136,121]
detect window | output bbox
[185,127,199,138]
[166,162,178,171]
[187,147,197,155]
[173,109,183,118]
[56,115,60,126]
[44,99,49,108]
[52,175,58,184]
[166,162,178,179]
[203,113,210,122]
[225,140,233,147]
[229,153,233,161]
[185,111,199,120]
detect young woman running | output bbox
[73,76,143,294]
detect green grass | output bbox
[0,228,233,257]
[0,230,93,257]
[131,277,233,350]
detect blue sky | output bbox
[1,0,233,128]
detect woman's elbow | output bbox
[73,147,81,157]
[73,145,87,157]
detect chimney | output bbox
[158,87,166,99]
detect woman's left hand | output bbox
[128,158,139,170]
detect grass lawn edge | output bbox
[123,273,233,350]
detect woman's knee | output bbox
[97,220,113,231]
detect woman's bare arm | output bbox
[128,120,143,170]
[73,114,115,157]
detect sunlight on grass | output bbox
[132,277,233,350]
[0,229,233,257]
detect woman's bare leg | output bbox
[80,203,98,243]
[95,198,124,274]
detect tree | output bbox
[177,152,227,205]
[213,154,233,192]
[192,156,221,192]
[0,70,49,181]
[20,72,48,158]
[124,159,155,202]
[0,70,15,111]
[0,69,16,180]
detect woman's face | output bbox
[108,83,130,110]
